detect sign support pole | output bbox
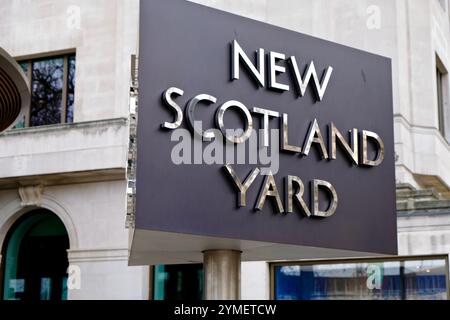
[203,250,241,300]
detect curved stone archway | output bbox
[0,194,79,253]
[1,208,70,300]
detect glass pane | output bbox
[18,61,28,74]
[30,57,64,126]
[274,258,448,300]
[66,55,76,123]
[154,264,203,300]
[275,263,401,300]
[12,116,25,129]
[61,277,68,300]
[40,278,52,300]
[154,265,168,300]
[404,259,447,300]
[6,279,25,300]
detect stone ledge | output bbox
[67,248,129,263]
[396,182,450,216]
[0,168,125,190]
[0,117,129,180]
[1,117,128,137]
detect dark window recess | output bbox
[1,210,69,301]
[30,57,64,126]
[153,264,204,300]
[66,55,76,124]
[437,67,445,137]
[13,54,76,129]
[19,61,28,74]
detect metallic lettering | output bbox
[312,179,338,217]
[329,123,359,165]
[223,165,260,207]
[268,51,289,91]
[231,39,265,87]
[185,94,217,140]
[280,113,302,153]
[161,87,184,129]
[255,172,284,213]
[362,130,385,166]
[285,176,311,217]
[302,119,329,159]
[216,100,253,144]
[288,56,333,101]
[252,107,280,147]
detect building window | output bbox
[271,256,449,300]
[66,55,76,124]
[436,55,448,141]
[14,54,76,129]
[437,68,445,135]
[153,264,203,300]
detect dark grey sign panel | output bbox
[135,0,397,258]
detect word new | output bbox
[232,39,333,101]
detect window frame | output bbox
[151,263,204,300]
[15,50,76,128]
[436,54,449,142]
[269,254,450,300]
[437,68,445,135]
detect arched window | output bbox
[1,209,69,300]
